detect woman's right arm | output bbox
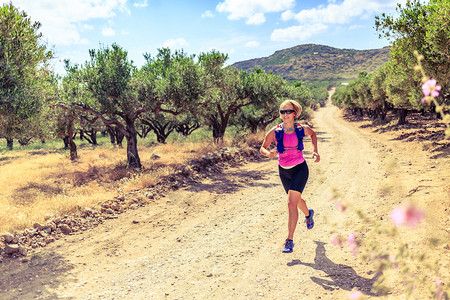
[260,128,277,159]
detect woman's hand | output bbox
[268,149,278,159]
[312,152,320,163]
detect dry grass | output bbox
[0,139,229,234]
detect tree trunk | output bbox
[372,108,379,120]
[107,126,116,145]
[63,136,69,149]
[107,126,124,148]
[83,128,98,145]
[116,128,124,148]
[213,126,226,145]
[380,108,387,121]
[212,122,223,144]
[6,138,13,150]
[358,108,364,117]
[91,129,97,145]
[67,119,77,160]
[397,108,408,125]
[18,137,32,146]
[125,121,141,169]
[248,120,258,134]
[176,121,200,137]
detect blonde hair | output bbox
[279,99,302,119]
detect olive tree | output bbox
[136,48,204,143]
[198,52,285,143]
[376,0,449,102]
[75,44,144,168]
[0,3,53,149]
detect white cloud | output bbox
[246,13,265,25]
[272,0,402,43]
[245,41,260,48]
[163,38,189,49]
[201,10,214,18]
[83,24,94,31]
[281,10,295,21]
[1,0,128,46]
[133,0,148,8]
[293,0,401,25]
[102,27,116,37]
[271,24,328,42]
[216,0,294,25]
[349,24,364,30]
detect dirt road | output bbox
[1,102,448,299]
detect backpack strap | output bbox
[275,122,305,153]
[274,123,285,153]
[294,123,305,151]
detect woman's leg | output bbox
[287,190,299,239]
[297,194,309,216]
[287,190,310,239]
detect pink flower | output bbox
[348,290,364,300]
[435,279,446,300]
[336,201,347,212]
[390,204,425,228]
[348,233,359,255]
[422,79,441,98]
[389,255,399,269]
[332,234,343,248]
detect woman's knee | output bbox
[287,191,301,209]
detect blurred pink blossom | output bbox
[336,201,347,212]
[348,233,359,255]
[437,291,446,300]
[422,79,441,97]
[390,204,425,228]
[389,255,399,269]
[435,279,446,300]
[332,234,343,248]
[348,290,364,300]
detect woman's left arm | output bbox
[303,125,320,163]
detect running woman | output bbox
[260,99,320,253]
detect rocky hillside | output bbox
[232,44,391,85]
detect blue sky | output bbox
[4,0,405,75]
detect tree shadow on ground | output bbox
[185,160,279,194]
[287,241,385,296]
[0,252,77,300]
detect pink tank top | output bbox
[278,131,305,167]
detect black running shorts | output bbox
[278,161,309,194]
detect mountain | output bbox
[232,44,391,85]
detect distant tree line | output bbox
[332,0,449,125]
[0,3,322,169]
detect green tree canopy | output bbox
[199,51,286,143]
[0,2,54,148]
[375,0,449,101]
[75,43,143,168]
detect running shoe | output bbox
[282,239,294,253]
[305,209,315,229]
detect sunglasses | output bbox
[280,109,295,115]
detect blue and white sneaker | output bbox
[282,239,294,253]
[305,209,315,229]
